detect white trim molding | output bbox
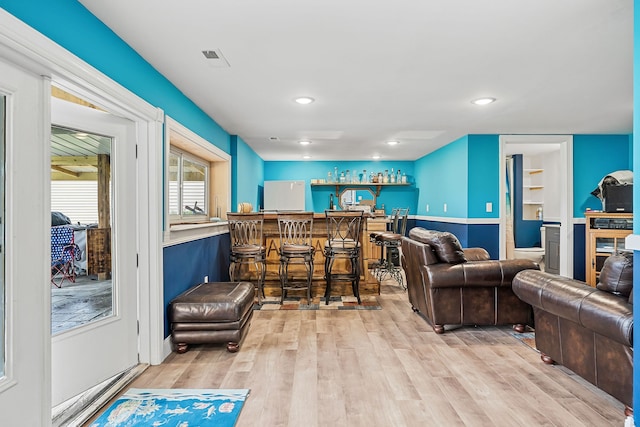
[414,215,501,225]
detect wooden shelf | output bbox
[311,182,411,196]
[585,211,632,286]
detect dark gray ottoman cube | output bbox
[169,282,255,353]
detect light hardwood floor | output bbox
[88,282,626,426]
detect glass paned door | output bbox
[50,96,137,407]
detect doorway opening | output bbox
[499,135,574,277]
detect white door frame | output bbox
[0,7,165,419]
[498,135,574,277]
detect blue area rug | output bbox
[90,388,250,426]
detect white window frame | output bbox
[163,116,231,244]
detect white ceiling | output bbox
[78,0,633,161]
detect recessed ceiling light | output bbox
[386,140,399,145]
[372,155,381,159]
[294,97,315,105]
[471,97,496,106]
[298,140,311,145]
[303,155,312,159]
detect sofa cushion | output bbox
[597,251,633,297]
[408,228,467,264]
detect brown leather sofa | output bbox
[402,227,539,334]
[512,252,633,411]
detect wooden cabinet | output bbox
[585,212,632,286]
[544,225,560,274]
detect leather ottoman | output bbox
[169,282,255,353]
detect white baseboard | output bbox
[162,336,173,361]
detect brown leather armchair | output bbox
[401,227,539,334]
[513,252,633,411]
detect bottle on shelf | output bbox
[362,169,368,183]
[327,171,333,183]
[339,171,345,183]
[401,172,407,183]
[383,170,389,183]
[396,169,401,183]
[390,168,396,183]
[345,169,351,183]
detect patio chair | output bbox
[51,225,76,288]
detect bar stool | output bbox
[324,210,364,305]
[277,212,315,304]
[373,208,409,289]
[227,212,266,304]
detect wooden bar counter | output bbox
[258,213,388,299]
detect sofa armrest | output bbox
[421,259,539,289]
[463,247,490,261]
[513,270,633,347]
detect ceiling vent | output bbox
[202,50,219,59]
[201,49,230,68]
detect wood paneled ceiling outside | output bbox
[51,126,111,181]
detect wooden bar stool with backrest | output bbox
[324,210,364,304]
[227,212,266,304]
[276,212,315,304]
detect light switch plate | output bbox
[486,202,493,213]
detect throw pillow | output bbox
[597,251,633,297]
[408,228,467,264]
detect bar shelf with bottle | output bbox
[312,168,411,196]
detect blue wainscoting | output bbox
[163,234,231,337]
[573,223,586,281]
[414,220,500,260]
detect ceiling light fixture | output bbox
[372,155,381,160]
[294,97,315,105]
[298,140,311,145]
[303,155,312,159]
[471,97,496,106]
[386,140,399,145]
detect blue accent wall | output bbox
[231,136,264,212]
[467,135,500,219]
[264,161,416,214]
[414,220,499,260]
[573,134,632,217]
[573,224,586,282]
[633,0,639,418]
[414,136,469,217]
[162,235,231,337]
